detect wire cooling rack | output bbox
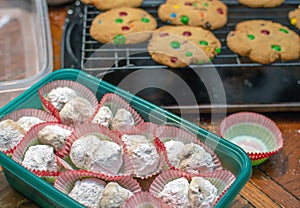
[80,0,300,71]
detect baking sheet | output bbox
[62,0,300,113]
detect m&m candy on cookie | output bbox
[158,0,228,30]
[227,20,300,64]
[90,7,157,45]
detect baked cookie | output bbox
[227,20,300,64]
[238,0,284,8]
[158,0,228,30]
[289,5,300,30]
[148,26,221,68]
[90,7,157,45]
[81,0,143,11]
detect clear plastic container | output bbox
[0,0,53,107]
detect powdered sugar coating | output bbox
[100,182,133,208]
[59,97,95,126]
[0,119,25,151]
[189,177,217,208]
[68,178,106,208]
[46,87,77,111]
[92,106,113,128]
[179,143,214,174]
[164,140,185,167]
[158,177,191,208]
[70,134,102,169]
[122,134,160,176]
[88,140,123,175]
[111,108,134,130]
[38,125,72,151]
[22,145,57,171]
[16,116,44,132]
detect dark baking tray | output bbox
[61,0,300,113]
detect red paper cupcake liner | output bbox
[120,125,166,179]
[122,191,171,208]
[219,112,284,161]
[2,108,59,130]
[92,93,144,131]
[38,80,99,124]
[54,170,141,196]
[11,123,69,179]
[149,169,235,207]
[155,125,222,173]
[58,123,134,176]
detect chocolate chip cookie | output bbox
[289,5,300,30]
[148,26,222,68]
[90,7,157,45]
[238,0,284,8]
[226,20,300,64]
[81,0,143,11]
[158,0,228,30]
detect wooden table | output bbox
[0,4,299,208]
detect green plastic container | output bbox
[0,69,251,208]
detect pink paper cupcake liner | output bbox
[58,123,134,176]
[149,169,235,207]
[11,123,70,180]
[1,109,59,155]
[155,125,222,173]
[122,191,171,208]
[38,80,99,124]
[120,125,166,179]
[91,93,144,131]
[54,170,141,197]
[219,112,284,165]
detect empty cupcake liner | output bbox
[219,112,283,165]
[54,170,141,196]
[92,93,144,131]
[120,125,166,179]
[38,80,99,125]
[155,125,222,173]
[58,123,134,176]
[11,123,70,180]
[123,191,172,208]
[149,169,236,207]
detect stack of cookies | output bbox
[82,0,300,67]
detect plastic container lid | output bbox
[0,0,53,107]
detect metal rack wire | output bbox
[81,0,300,71]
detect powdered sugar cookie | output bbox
[226,20,300,64]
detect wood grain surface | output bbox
[0,4,299,208]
